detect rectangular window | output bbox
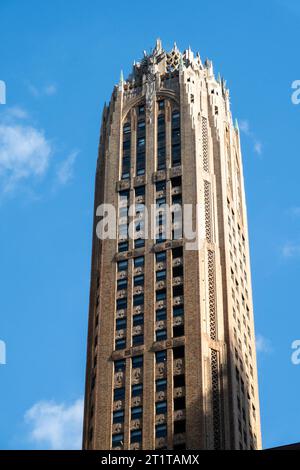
[118,241,128,252]
[137,137,145,148]
[171,175,181,188]
[115,338,126,350]
[156,289,166,301]
[156,424,167,438]
[156,180,166,192]
[132,334,144,346]
[114,387,125,400]
[172,194,182,205]
[112,433,124,447]
[114,360,126,372]
[135,185,145,197]
[156,270,166,281]
[116,318,127,330]
[132,384,143,397]
[116,298,127,310]
[155,350,167,363]
[172,246,183,258]
[156,378,167,392]
[133,294,144,306]
[156,329,167,341]
[173,265,183,277]
[173,306,184,317]
[119,189,130,199]
[133,314,144,326]
[131,429,142,443]
[156,197,166,207]
[123,123,131,134]
[117,279,127,290]
[134,274,144,286]
[174,420,186,434]
[134,256,144,267]
[113,410,124,423]
[156,401,167,414]
[156,251,166,262]
[156,309,166,321]
[173,324,184,338]
[174,374,185,388]
[173,346,185,359]
[174,396,185,411]
[132,355,143,368]
[137,120,145,131]
[172,144,181,167]
[117,260,128,271]
[134,238,145,248]
[173,284,183,298]
[131,406,143,420]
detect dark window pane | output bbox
[114,387,125,400]
[174,374,185,388]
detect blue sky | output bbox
[0,0,300,450]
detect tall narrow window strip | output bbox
[122,121,131,179]
[157,110,166,170]
[136,114,146,176]
[172,110,181,167]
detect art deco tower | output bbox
[83,40,262,450]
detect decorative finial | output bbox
[179,54,184,72]
[155,38,162,53]
[235,118,239,132]
[119,70,124,91]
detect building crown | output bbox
[121,39,228,94]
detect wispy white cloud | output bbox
[4,106,29,120]
[28,83,57,98]
[239,119,263,156]
[24,398,84,450]
[0,105,78,196]
[282,242,300,258]
[256,334,273,354]
[56,150,78,185]
[254,141,262,156]
[0,121,52,193]
[239,120,250,135]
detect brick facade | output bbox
[83,40,262,450]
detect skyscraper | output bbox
[83,40,262,450]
